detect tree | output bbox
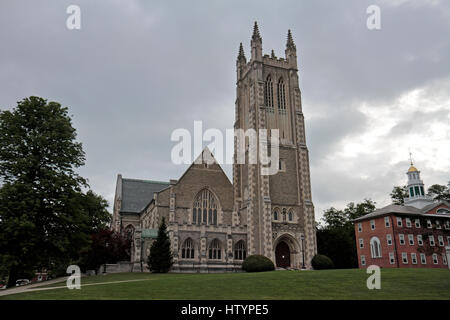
[390,186,408,205]
[427,183,450,202]
[147,217,173,273]
[0,97,103,286]
[79,229,130,273]
[317,199,376,268]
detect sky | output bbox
[1,0,449,222]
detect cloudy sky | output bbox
[1,0,449,222]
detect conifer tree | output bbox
[147,217,173,273]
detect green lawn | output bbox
[1,268,449,300]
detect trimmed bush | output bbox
[311,254,334,270]
[242,255,275,272]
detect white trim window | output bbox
[429,235,435,246]
[445,220,450,230]
[370,237,382,258]
[358,223,362,232]
[370,220,376,230]
[361,255,366,266]
[408,234,414,246]
[436,220,441,229]
[415,219,421,228]
[359,238,364,248]
[385,216,390,227]
[389,252,395,264]
[438,235,444,246]
[447,236,450,246]
[443,254,448,265]
[432,253,438,264]
[417,234,423,246]
[420,253,427,264]
[402,252,408,264]
[427,219,432,228]
[397,217,403,227]
[405,218,412,228]
[399,234,405,245]
[411,253,417,265]
[386,234,392,246]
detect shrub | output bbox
[242,255,275,272]
[311,254,334,270]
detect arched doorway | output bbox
[275,241,290,268]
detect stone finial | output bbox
[271,49,276,58]
[286,29,296,50]
[252,21,262,41]
[237,42,246,62]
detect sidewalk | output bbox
[0,276,68,297]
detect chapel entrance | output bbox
[275,241,290,268]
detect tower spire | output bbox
[286,29,296,50]
[252,21,261,41]
[237,42,246,61]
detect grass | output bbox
[1,268,449,300]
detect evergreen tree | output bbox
[147,217,173,273]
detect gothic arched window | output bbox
[124,224,134,241]
[370,237,382,258]
[234,240,247,260]
[288,210,293,222]
[181,238,195,259]
[193,189,218,225]
[264,75,274,112]
[277,78,286,114]
[273,209,279,221]
[209,239,222,260]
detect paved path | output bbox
[0,277,153,297]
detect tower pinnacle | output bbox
[252,21,262,41]
[237,42,246,62]
[286,29,296,50]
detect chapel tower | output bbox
[233,22,317,269]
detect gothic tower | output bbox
[233,22,317,269]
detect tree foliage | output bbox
[0,97,110,286]
[147,217,173,273]
[390,185,408,205]
[427,183,450,202]
[317,199,376,269]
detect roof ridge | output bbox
[122,178,169,185]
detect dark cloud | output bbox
[0,0,449,220]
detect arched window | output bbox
[209,239,222,260]
[181,238,195,259]
[370,237,382,258]
[277,78,286,114]
[288,210,293,222]
[234,240,247,260]
[273,209,279,221]
[193,189,218,225]
[264,75,274,112]
[124,224,134,241]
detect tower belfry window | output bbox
[264,76,274,112]
[277,78,286,114]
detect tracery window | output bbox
[277,78,286,114]
[264,75,274,112]
[234,240,247,260]
[181,238,195,259]
[193,189,218,225]
[209,239,222,260]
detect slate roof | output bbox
[120,178,169,214]
[353,201,450,222]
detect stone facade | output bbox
[112,23,317,272]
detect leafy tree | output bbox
[390,185,408,205]
[0,97,106,286]
[79,229,130,273]
[427,183,450,202]
[147,217,173,273]
[317,199,376,268]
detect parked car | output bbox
[0,281,6,290]
[15,279,30,286]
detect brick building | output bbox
[354,163,450,269]
[111,23,317,272]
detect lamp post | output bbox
[300,235,306,269]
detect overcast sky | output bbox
[1,0,449,222]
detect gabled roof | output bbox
[120,178,170,213]
[353,201,450,222]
